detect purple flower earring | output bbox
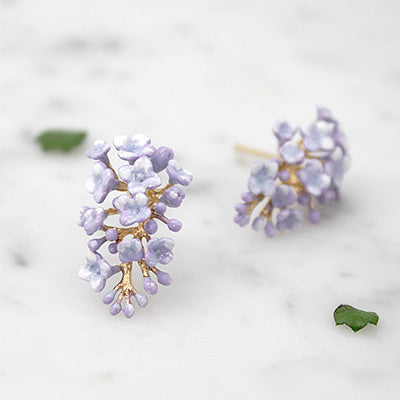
[78,134,193,318]
[234,106,350,236]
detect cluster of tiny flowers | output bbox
[234,106,350,236]
[78,134,192,318]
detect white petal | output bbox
[163,238,175,250]
[263,179,276,196]
[113,135,129,150]
[307,159,323,171]
[115,195,130,210]
[133,155,152,171]
[321,174,331,189]
[250,160,265,175]
[128,183,145,194]
[134,192,149,207]
[266,161,278,178]
[132,133,151,146]
[100,261,111,278]
[78,265,91,281]
[167,159,180,170]
[94,139,106,147]
[86,177,96,194]
[119,165,134,182]
[86,251,97,263]
[92,161,105,175]
[321,136,335,151]
[90,275,106,292]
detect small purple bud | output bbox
[110,301,122,315]
[122,301,135,318]
[156,269,172,286]
[309,209,321,224]
[108,243,118,254]
[234,203,247,213]
[278,170,290,182]
[241,192,253,203]
[264,222,276,237]
[234,213,250,227]
[102,290,116,305]
[167,218,182,232]
[297,192,310,206]
[143,277,158,295]
[160,186,185,208]
[105,228,118,242]
[154,202,167,214]
[87,237,106,251]
[134,293,149,308]
[151,146,174,172]
[87,240,97,252]
[145,219,158,234]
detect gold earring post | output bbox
[234,143,276,159]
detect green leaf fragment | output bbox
[334,304,379,332]
[36,130,86,152]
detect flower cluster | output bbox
[234,106,350,236]
[78,135,192,317]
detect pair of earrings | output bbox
[78,106,350,318]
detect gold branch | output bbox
[117,181,128,191]
[103,223,150,242]
[246,194,265,216]
[152,182,172,195]
[259,199,273,220]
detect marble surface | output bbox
[1,0,400,398]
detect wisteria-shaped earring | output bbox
[78,134,192,318]
[234,106,350,236]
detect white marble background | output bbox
[1,0,399,398]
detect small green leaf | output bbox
[334,304,379,332]
[36,130,86,152]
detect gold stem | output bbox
[152,182,172,196]
[147,182,173,207]
[117,181,128,191]
[259,199,273,220]
[115,263,137,301]
[234,144,276,159]
[106,162,118,179]
[138,260,150,277]
[149,266,158,274]
[246,194,265,215]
